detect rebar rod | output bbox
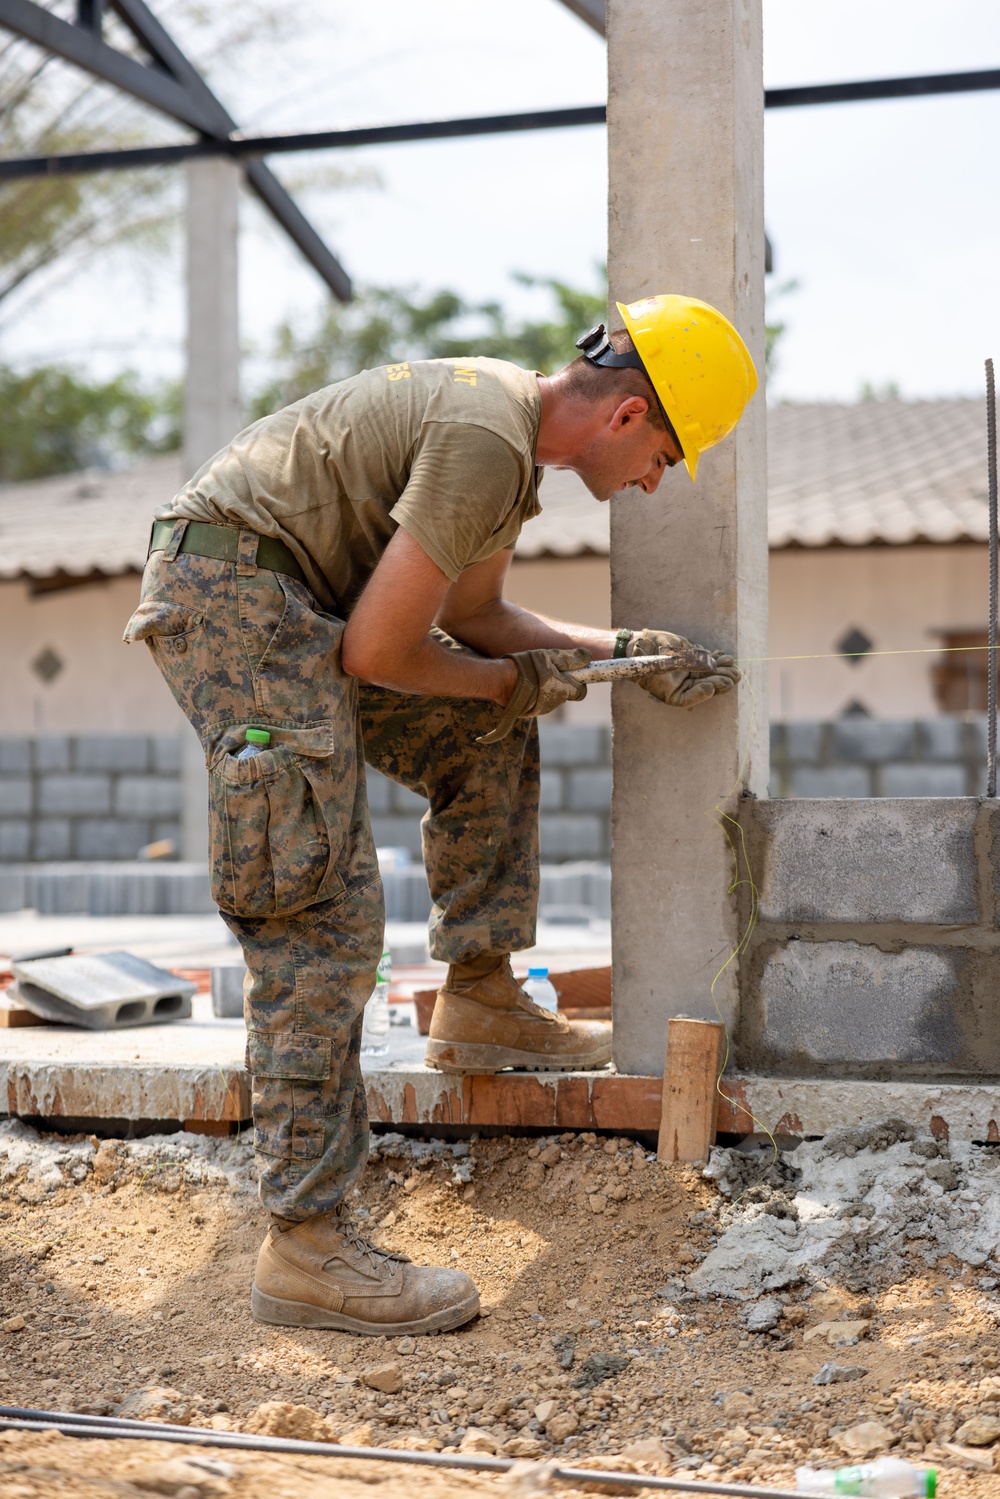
[0,1407,807,1499]
[988,358,998,798]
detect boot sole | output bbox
[424,1039,613,1074]
[250,1283,481,1336]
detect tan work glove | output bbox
[626,628,740,708]
[477,647,591,745]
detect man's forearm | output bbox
[440,598,616,661]
[345,631,518,704]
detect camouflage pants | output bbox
[125,528,539,1219]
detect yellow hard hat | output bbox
[577,294,758,481]
[618,294,758,481]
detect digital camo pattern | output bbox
[125,527,539,1219]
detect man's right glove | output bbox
[626,628,740,708]
[477,647,591,744]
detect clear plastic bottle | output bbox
[796,1458,937,1497]
[235,727,271,761]
[522,965,559,1014]
[361,950,391,1057]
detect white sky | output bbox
[3,0,1000,403]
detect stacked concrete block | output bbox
[769,719,991,798]
[537,722,612,860]
[0,735,182,863]
[738,797,1000,1079]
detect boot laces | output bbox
[338,1211,408,1271]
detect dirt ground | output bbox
[3,1123,1000,1498]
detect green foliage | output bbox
[858,379,902,402]
[0,365,180,483]
[250,271,607,418]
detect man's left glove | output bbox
[626,628,740,708]
[477,647,592,745]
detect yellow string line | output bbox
[744,642,999,665]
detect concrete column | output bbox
[181,157,241,862]
[607,0,768,1073]
[183,157,241,475]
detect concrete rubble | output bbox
[690,1117,1000,1300]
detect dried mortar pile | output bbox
[3,1118,1000,1497]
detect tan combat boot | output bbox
[425,956,612,1074]
[251,1209,480,1335]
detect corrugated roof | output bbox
[0,455,184,582]
[0,398,989,580]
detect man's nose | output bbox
[639,466,663,495]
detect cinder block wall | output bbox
[769,718,989,798]
[0,722,993,864]
[0,725,614,865]
[0,735,182,862]
[737,797,1000,1080]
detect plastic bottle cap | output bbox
[245,728,271,745]
[925,1472,937,1498]
[527,967,549,978]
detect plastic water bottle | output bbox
[235,728,270,760]
[796,1458,937,1497]
[361,950,391,1057]
[522,966,559,1014]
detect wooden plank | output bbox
[0,1006,58,1029]
[657,1018,726,1164]
[364,1069,661,1130]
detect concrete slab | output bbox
[12,951,196,1030]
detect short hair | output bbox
[560,328,665,429]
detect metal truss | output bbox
[0,0,352,299]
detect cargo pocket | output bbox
[248,1030,333,1161]
[123,600,204,650]
[209,722,352,918]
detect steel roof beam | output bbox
[0,0,352,300]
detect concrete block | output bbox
[0,822,30,861]
[0,779,32,816]
[0,739,31,773]
[151,736,183,774]
[538,723,607,767]
[539,769,564,811]
[919,718,964,761]
[880,763,967,798]
[568,768,613,812]
[786,722,824,764]
[74,735,150,772]
[832,719,915,763]
[747,797,980,924]
[364,770,393,814]
[391,783,428,814]
[39,774,111,816]
[753,941,963,1067]
[75,820,148,860]
[539,814,604,860]
[971,716,990,760]
[13,950,195,1030]
[381,866,432,922]
[211,963,247,1018]
[35,735,70,772]
[33,820,71,861]
[370,816,424,859]
[789,767,871,798]
[114,775,182,819]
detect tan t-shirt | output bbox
[155,357,543,614]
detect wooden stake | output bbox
[657,1017,726,1164]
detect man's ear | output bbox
[608,395,651,432]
